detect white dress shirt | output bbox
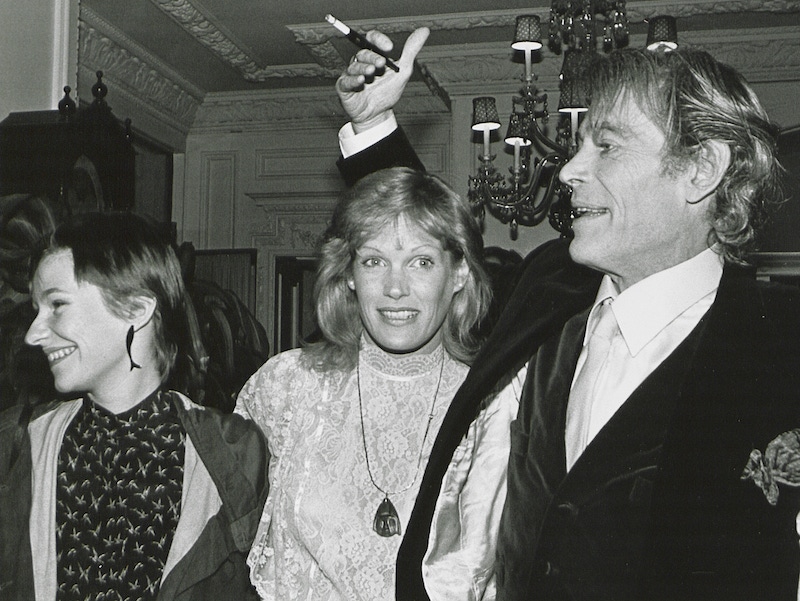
[338,113,398,158]
[565,247,724,466]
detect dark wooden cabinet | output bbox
[0,72,135,213]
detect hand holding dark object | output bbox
[336,27,429,134]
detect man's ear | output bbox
[127,295,158,331]
[688,140,731,205]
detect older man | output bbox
[336,30,800,601]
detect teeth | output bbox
[380,310,416,320]
[47,347,76,362]
[571,207,608,219]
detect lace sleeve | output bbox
[234,349,304,460]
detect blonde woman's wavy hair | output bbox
[305,167,491,371]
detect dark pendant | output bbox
[373,496,401,537]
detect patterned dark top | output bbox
[55,390,186,601]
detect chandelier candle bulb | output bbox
[524,49,533,82]
[570,111,580,149]
[483,130,491,158]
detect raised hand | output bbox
[336,27,430,134]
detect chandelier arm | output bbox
[526,160,569,226]
[519,156,549,203]
[514,153,564,225]
[542,161,567,208]
[529,122,568,156]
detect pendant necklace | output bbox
[357,346,445,537]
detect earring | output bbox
[126,325,141,371]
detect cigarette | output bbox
[325,14,400,73]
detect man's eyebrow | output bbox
[575,111,634,144]
[38,286,66,298]
[591,119,630,137]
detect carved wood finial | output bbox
[91,70,108,105]
[58,85,76,120]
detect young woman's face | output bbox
[25,249,133,400]
[349,217,469,355]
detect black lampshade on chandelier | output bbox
[468,2,678,239]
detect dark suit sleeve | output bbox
[336,126,425,187]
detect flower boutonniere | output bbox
[741,429,800,505]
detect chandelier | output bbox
[468,2,634,239]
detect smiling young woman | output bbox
[1,211,269,600]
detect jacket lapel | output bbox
[525,308,587,491]
[559,313,708,503]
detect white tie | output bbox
[565,298,618,471]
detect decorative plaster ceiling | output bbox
[81,0,800,92]
[77,0,800,144]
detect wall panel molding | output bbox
[244,192,336,346]
[200,152,236,247]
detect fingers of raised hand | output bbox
[365,30,394,53]
[348,50,384,75]
[336,71,366,94]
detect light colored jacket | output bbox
[0,391,269,601]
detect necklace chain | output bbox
[356,347,446,498]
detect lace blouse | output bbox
[235,339,468,600]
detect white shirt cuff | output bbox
[338,113,399,158]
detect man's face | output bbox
[560,94,711,291]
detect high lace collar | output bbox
[358,334,445,379]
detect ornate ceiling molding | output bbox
[190,22,799,132]
[142,1,800,83]
[147,0,338,80]
[191,83,448,131]
[685,26,800,82]
[624,0,800,20]
[79,6,203,135]
[148,0,259,73]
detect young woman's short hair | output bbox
[34,212,205,392]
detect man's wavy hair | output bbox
[584,46,783,264]
[306,167,491,371]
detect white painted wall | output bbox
[0,0,78,120]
